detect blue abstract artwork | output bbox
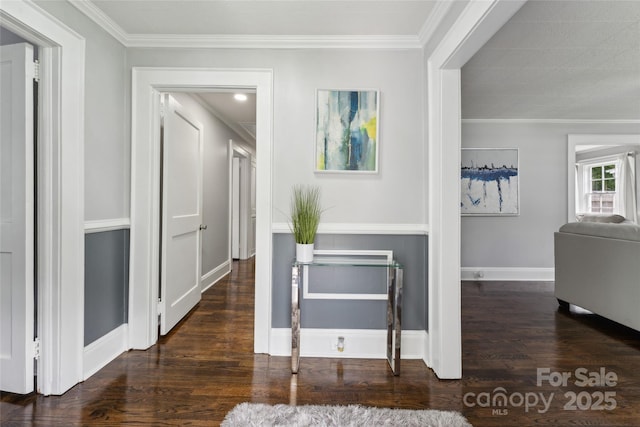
[315,89,379,173]
[461,148,519,215]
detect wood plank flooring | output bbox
[2,259,640,426]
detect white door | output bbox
[0,43,35,394]
[160,94,203,335]
[231,157,240,259]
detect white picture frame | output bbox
[315,89,380,173]
[461,148,520,216]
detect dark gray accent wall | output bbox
[272,233,427,330]
[84,229,129,346]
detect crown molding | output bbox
[417,0,456,47]
[126,34,422,49]
[69,0,128,46]
[69,0,422,49]
[462,118,640,125]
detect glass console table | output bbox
[291,253,403,375]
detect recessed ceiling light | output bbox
[234,93,247,102]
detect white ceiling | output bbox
[462,0,640,121]
[89,0,436,37]
[71,0,640,133]
[195,91,257,143]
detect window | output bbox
[588,163,616,213]
[569,134,639,224]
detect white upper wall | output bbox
[34,0,128,222]
[126,48,426,226]
[32,2,427,226]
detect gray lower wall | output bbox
[84,229,129,346]
[272,233,427,330]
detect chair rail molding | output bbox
[84,218,131,233]
[272,223,429,235]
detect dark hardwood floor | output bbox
[2,259,640,426]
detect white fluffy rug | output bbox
[222,403,472,427]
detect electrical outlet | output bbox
[337,336,345,352]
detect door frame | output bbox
[427,0,526,378]
[0,2,85,395]
[130,67,273,353]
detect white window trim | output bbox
[568,134,640,223]
[578,159,619,215]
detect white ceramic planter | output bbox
[296,243,314,263]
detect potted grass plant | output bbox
[290,185,322,263]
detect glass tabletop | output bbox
[293,255,402,268]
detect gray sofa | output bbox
[554,221,640,331]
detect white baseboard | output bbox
[201,260,232,292]
[461,267,555,281]
[83,324,128,380]
[422,333,431,368]
[270,328,426,360]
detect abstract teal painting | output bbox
[315,89,379,173]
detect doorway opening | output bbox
[427,0,525,378]
[231,143,256,262]
[129,68,273,355]
[568,135,640,224]
[154,90,257,338]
